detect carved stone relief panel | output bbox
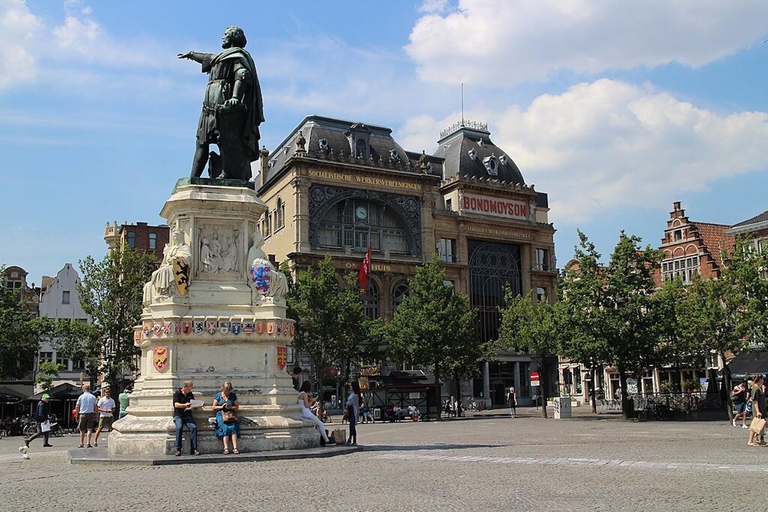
[196,221,243,280]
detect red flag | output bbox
[359,241,372,293]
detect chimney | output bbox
[259,146,270,188]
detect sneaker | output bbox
[78,444,84,448]
[94,442,98,447]
[192,450,200,456]
[743,425,749,429]
[43,444,53,447]
[733,419,737,427]
[87,444,92,448]
[175,450,181,456]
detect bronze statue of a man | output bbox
[178,26,264,180]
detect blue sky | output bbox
[1,0,767,283]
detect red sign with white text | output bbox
[462,193,528,220]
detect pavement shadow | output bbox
[359,443,498,452]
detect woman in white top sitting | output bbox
[298,381,333,446]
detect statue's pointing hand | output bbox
[178,52,192,60]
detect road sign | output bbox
[531,371,540,387]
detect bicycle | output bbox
[464,398,478,412]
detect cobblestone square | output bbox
[0,411,759,511]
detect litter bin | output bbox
[554,397,572,419]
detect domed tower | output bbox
[434,120,525,185]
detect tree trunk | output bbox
[618,366,630,420]
[590,367,597,414]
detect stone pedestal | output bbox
[109,181,318,455]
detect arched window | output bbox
[364,280,379,319]
[317,199,409,254]
[392,281,410,311]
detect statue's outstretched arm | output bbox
[177,51,212,64]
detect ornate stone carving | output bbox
[197,223,241,278]
[143,227,192,306]
[247,231,288,303]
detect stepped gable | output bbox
[263,115,442,186]
[434,121,524,185]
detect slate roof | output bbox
[433,124,525,184]
[730,210,768,231]
[262,116,443,187]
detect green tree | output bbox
[726,236,768,346]
[385,256,479,420]
[495,289,565,418]
[601,233,662,418]
[35,360,65,391]
[285,256,371,410]
[558,231,610,414]
[78,249,156,392]
[0,269,38,380]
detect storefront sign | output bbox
[308,169,420,191]
[464,225,534,240]
[344,261,392,272]
[462,193,528,220]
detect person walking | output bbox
[212,381,241,454]
[93,387,115,447]
[507,386,518,418]
[173,380,200,456]
[346,382,361,446]
[297,381,333,446]
[74,384,98,448]
[732,381,748,428]
[118,385,132,419]
[24,394,53,448]
[748,375,765,447]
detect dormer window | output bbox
[477,139,485,147]
[345,123,371,161]
[483,154,499,176]
[467,148,477,161]
[499,155,507,165]
[318,138,329,153]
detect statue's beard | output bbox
[222,40,231,49]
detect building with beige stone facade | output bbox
[257,116,557,408]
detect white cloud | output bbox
[418,0,450,14]
[0,0,42,91]
[51,11,166,68]
[406,0,768,85]
[479,79,768,224]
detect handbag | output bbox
[750,416,765,434]
[222,410,238,423]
